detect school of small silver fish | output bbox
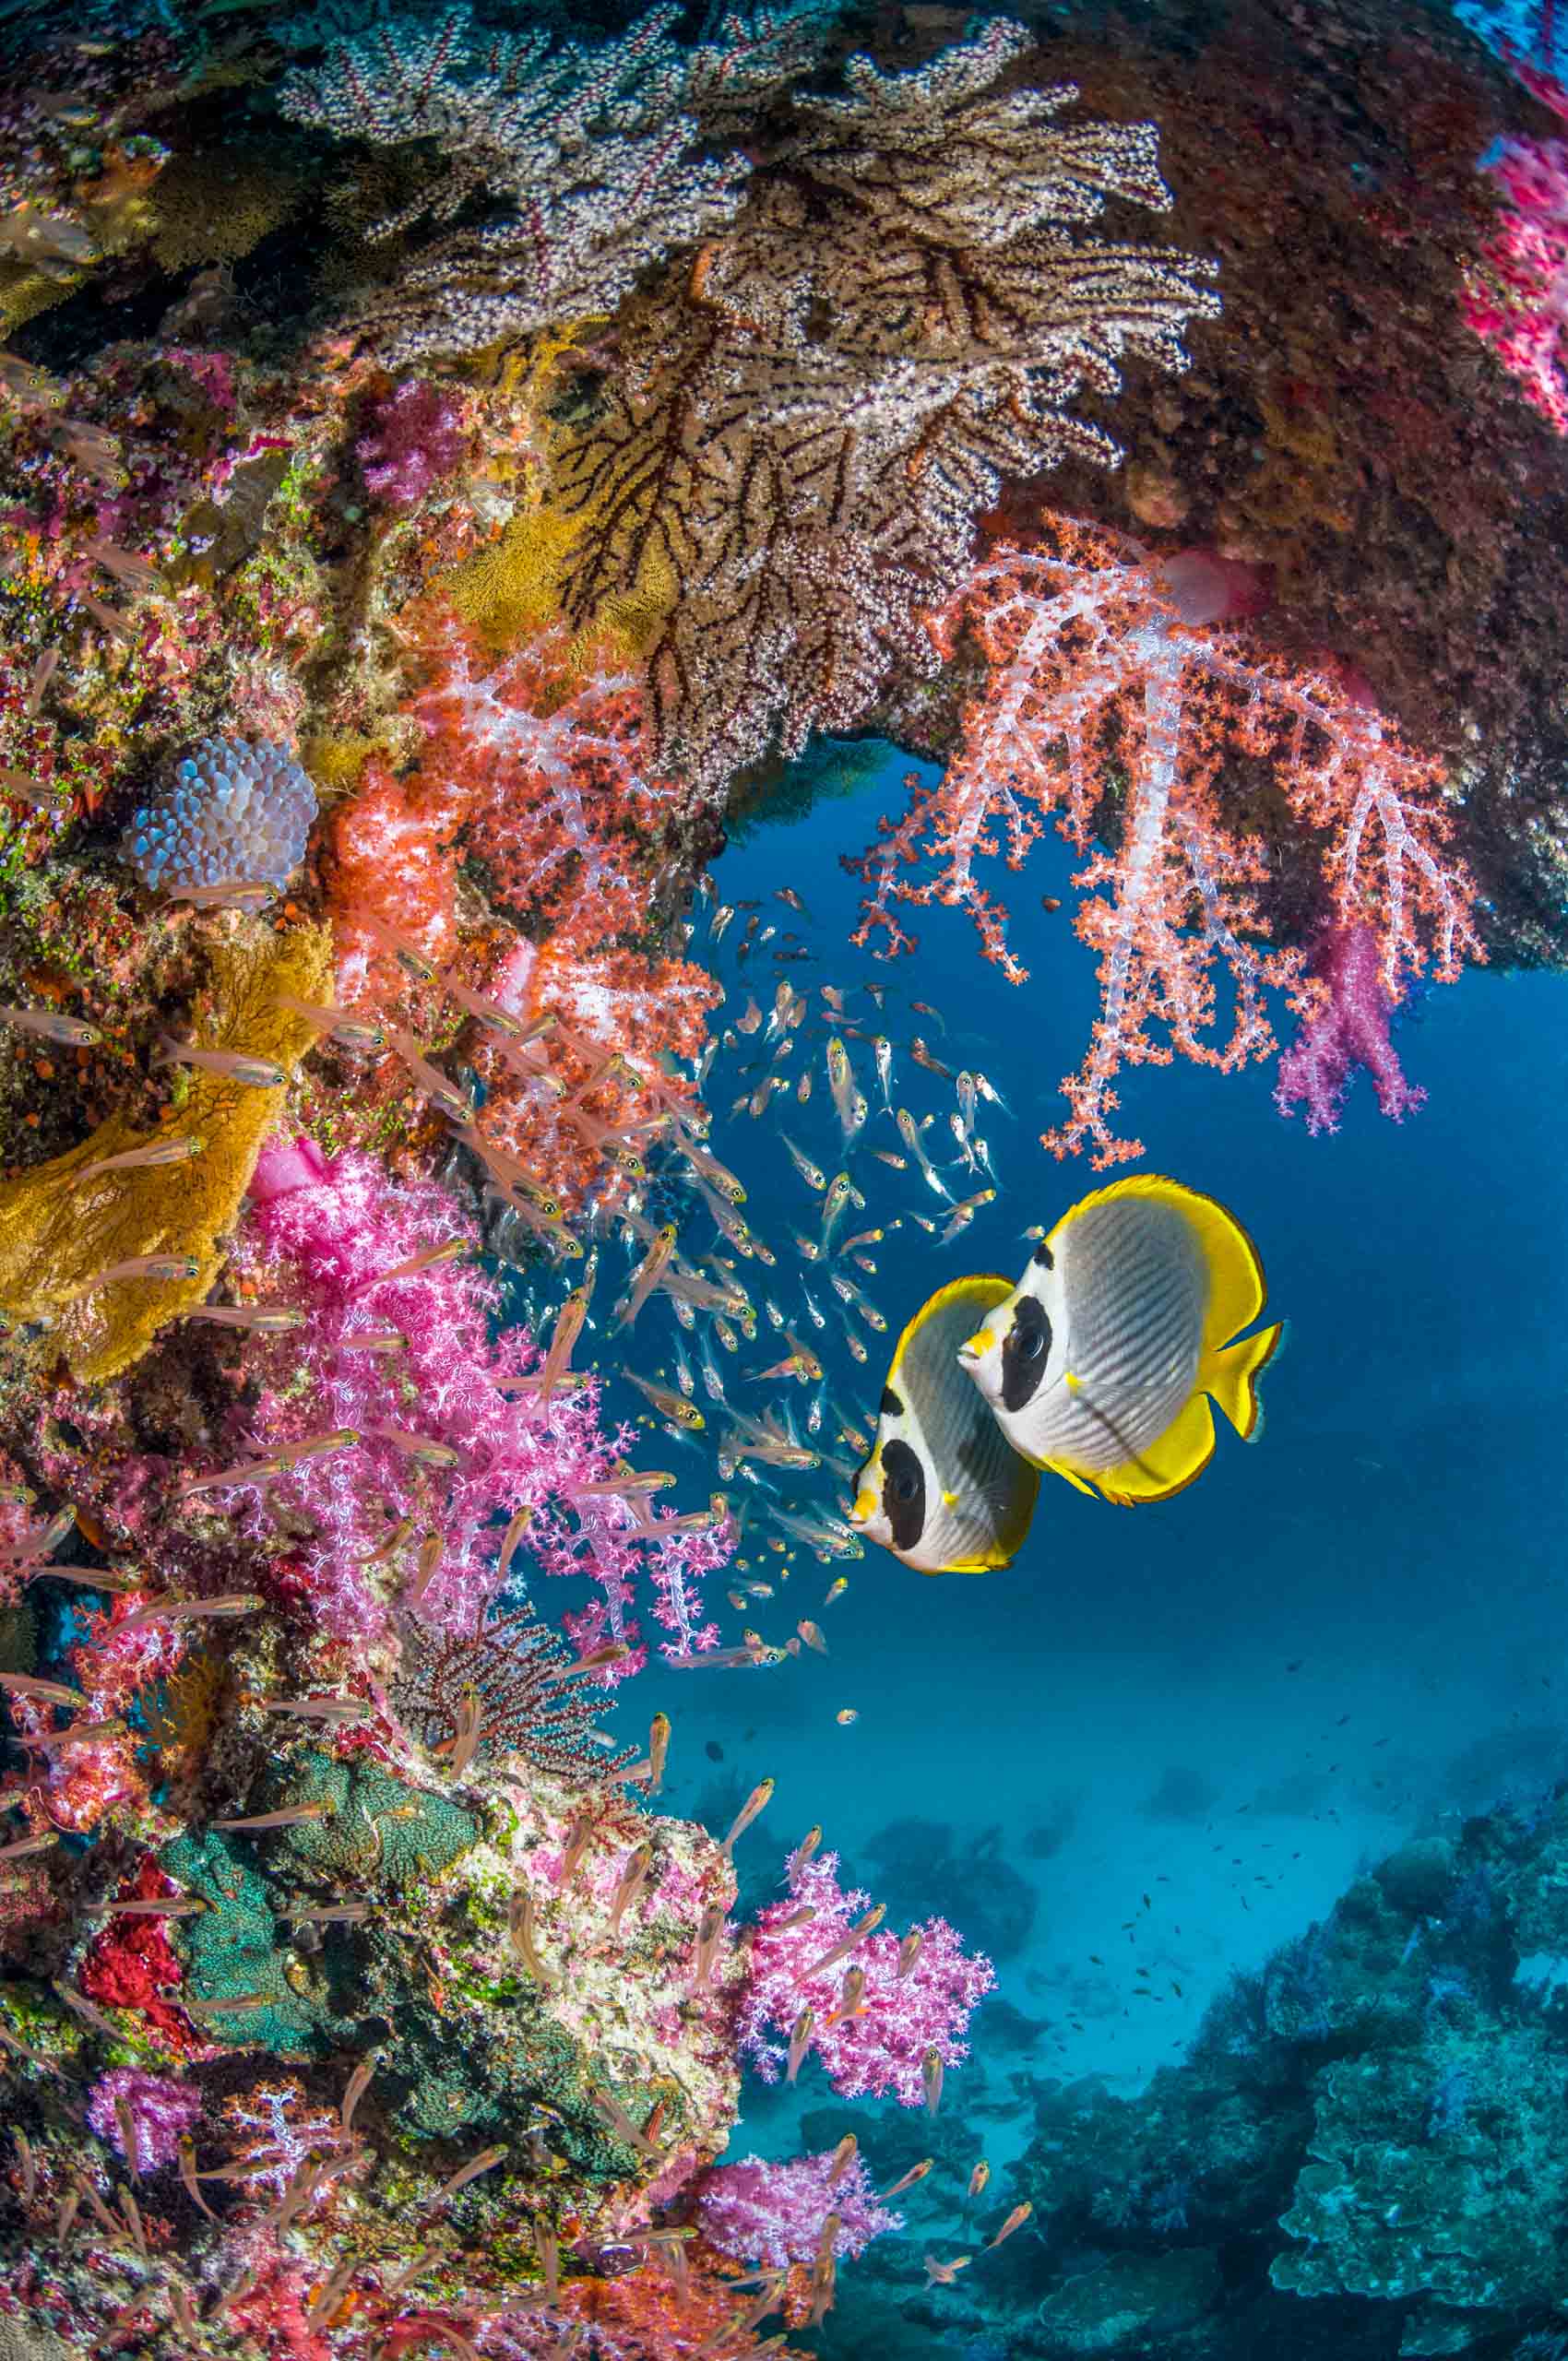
[505,881,1019,1664]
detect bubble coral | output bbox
[123,737,318,896]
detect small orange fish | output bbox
[986,2201,1033,2249]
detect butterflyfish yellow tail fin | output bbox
[1203,1318,1285,1441]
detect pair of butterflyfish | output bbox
[849,1176,1283,1574]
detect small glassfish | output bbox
[709,905,735,942]
[270,994,386,1051]
[78,1252,200,1290]
[779,1134,826,1192]
[155,1037,283,1088]
[896,1109,953,1202]
[617,1223,678,1328]
[870,1150,908,1171]
[797,1619,827,1654]
[624,1371,706,1430]
[836,1707,858,1725]
[0,771,72,813]
[167,880,276,914]
[354,1238,469,1292]
[74,1133,202,1184]
[386,1029,474,1124]
[0,1004,101,1046]
[910,1037,953,1080]
[826,1038,867,1145]
[818,1172,860,1254]
[796,1069,813,1104]
[824,1576,849,1605]
[360,912,439,983]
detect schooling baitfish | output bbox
[958,1176,1283,1508]
[849,1274,1041,1576]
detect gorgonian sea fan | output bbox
[186,1141,726,1657]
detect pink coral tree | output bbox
[739,1850,994,2106]
[849,518,1482,1167]
[177,1139,726,1655]
[697,2148,902,2269]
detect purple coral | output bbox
[87,2067,202,2171]
[697,2148,902,2269]
[356,377,465,511]
[740,1850,995,2106]
[1275,922,1425,1134]
[196,1142,727,1654]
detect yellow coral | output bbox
[0,921,330,1383]
[149,147,306,273]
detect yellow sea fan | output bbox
[0,920,330,1382]
[149,148,307,273]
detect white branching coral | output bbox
[281,0,839,351]
[552,20,1219,784]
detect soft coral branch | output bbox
[849,518,1481,1167]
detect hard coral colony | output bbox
[0,0,1554,2355]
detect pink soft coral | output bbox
[182,1141,726,1655]
[739,1851,994,2106]
[87,2066,203,2171]
[697,2147,902,2268]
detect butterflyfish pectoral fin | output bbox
[1203,1318,1285,1441]
[1089,1391,1218,1506]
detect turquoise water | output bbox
[598,739,1567,2183]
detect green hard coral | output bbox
[254,1750,481,1889]
[159,1828,369,2057]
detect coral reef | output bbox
[0,0,1566,2349]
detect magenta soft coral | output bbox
[697,2148,902,2269]
[1463,64,1568,433]
[739,1850,994,2107]
[183,1138,727,1655]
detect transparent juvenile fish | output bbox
[360,912,439,983]
[800,1287,826,1330]
[166,879,276,914]
[940,1187,994,1245]
[870,1149,908,1171]
[0,1004,101,1046]
[74,1133,203,1184]
[873,1038,894,1109]
[624,1371,706,1430]
[956,1072,978,1134]
[537,1287,588,1396]
[779,1133,826,1192]
[270,994,386,1051]
[677,1135,746,1204]
[181,1302,306,1333]
[617,1222,678,1328]
[367,1427,459,1467]
[698,1334,729,1406]
[387,1030,474,1124]
[721,1776,774,1857]
[818,1173,862,1255]
[896,1109,953,1203]
[85,537,160,595]
[949,1112,979,1172]
[119,1592,264,1631]
[736,998,763,1036]
[26,649,58,715]
[353,1238,469,1292]
[0,770,71,813]
[78,1252,200,1290]
[714,1315,740,1356]
[155,1037,283,1088]
[710,905,735,943]
[839,1319,868,1365]
[826,1038,867,1145]
[909,1037,954,1081]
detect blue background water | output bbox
[548,738,1565,2197]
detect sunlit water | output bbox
[504,739,1568,2211]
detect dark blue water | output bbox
[567,740,1568,2181]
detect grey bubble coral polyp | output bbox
[125,737,317,895]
